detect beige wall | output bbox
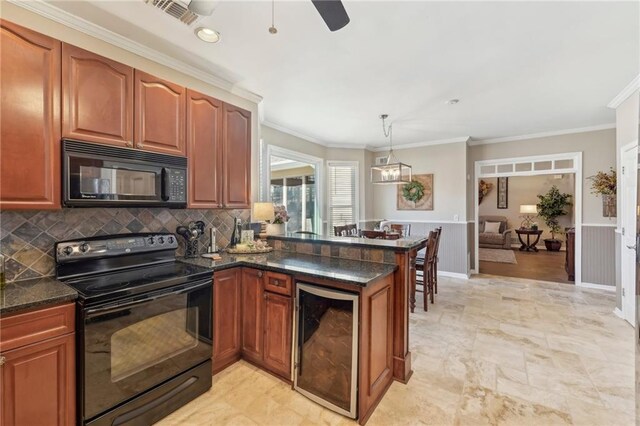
[2,3,262,201]
[469,128,617,225]
[478,174,575,243]
[371,142,468,222]
[261,125,327,160]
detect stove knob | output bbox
[63,246,73,256]
[147,236,155,245]
[158,236,165,244]
[167,236,174,244]
[80,243,90,253]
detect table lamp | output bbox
[519,204,538,229]
[253,202,275,239]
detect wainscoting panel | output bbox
[582,225,616,287]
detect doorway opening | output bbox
[474,152,583,286]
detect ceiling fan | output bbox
[187,0,350,32]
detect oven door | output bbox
[80,278,212,422]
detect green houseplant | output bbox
[536,186,572,251]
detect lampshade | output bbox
[253,202,274,221]
[520,204,538,214]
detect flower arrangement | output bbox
[478,180,493,204]
[588,168,616,196]
[272,205,290,224]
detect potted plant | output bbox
[588,168,617,217]
[266,205,289,235]
[536,186,572,251]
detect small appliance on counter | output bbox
[176,221,205,258]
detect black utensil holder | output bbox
[184,240,199,258]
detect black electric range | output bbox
[55,233,213,426]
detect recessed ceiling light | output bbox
[446,99,460,105]
[195,27,220,43]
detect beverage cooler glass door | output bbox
[81,279,212,422]
[294,283,359,419]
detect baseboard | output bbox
[438,271,470,280]
[469,269,478,275]
[613,307,624,319]
[577,282,616,292]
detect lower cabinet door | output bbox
[212,268,241,373]
[1,333,75,426]
[241,268,264,363]
[263,292,292,379]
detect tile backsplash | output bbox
[0,208,250,282]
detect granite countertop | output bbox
[180,251,397,286]
[0,277,78,315]
[267,233,427,251]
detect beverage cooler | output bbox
[293,283,359,419]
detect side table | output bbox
[515,229,543,252]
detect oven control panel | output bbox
[56,233,178,262]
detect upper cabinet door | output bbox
[0,20,61,210]
[134,70,186,156]
[222,103,251,208]
[62,44,133,147]
[187,89,222,208]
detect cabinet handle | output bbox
[0,356,5,366]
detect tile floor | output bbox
[157,275,635,426]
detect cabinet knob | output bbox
[257,271,263,278]
[0,356,5,366]
[126,141,133,147]
[263,293,267,300]
[273,279,281,286]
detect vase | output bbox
[602,194,616,218]
[266,223,286,235]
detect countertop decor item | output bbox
[536,186,572,251]
[588,168,617,218]
[371,114,412,184]
[397,174,433,210]
[226,239,273,254]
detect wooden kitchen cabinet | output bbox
[186,89,223,208]
[134,70,186,156]
[240,268,264,364]
[0,303,76,426]
[62,43,134,147]
[221,103,252,208]
[212,268,242,373]
[263,292,292,379]
[0,20,61,210]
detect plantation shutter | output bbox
[327,162,358,233]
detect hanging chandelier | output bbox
[370,114,412,184]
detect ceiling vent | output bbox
[144,0,200,26]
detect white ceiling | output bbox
[43,1,639,148]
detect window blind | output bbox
[327,162,358,233]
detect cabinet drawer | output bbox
[263,271,292,296]
[0,304,75,352]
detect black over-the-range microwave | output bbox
[62,139,187,208]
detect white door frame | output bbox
[620,141,638,324]
[474,152,583,286]
[261,144,324,232]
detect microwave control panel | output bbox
[166,168,187,202]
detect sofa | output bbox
[478,215,512,249]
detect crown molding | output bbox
[607,74,640,109]
[370,136,471,152]
[326,142,378,150]
[261,120,329,146]
[7,0,263,104]
[468,123,616,146]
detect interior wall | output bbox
[478,174,575,244]
[270,166,315,180]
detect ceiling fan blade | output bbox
[188,0,217,16]
[311,0,350,32]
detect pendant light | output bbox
[370,114,412,184]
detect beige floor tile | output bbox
[156,275,634,426]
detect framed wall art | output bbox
[397,174,434,210]
[497,176,508,209]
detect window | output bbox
[270,175,316,232]
[327,161,358,233]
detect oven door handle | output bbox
[84,279,212,317]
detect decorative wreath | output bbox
[402,180,425,203]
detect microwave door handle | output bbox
[85,279,211,317]
[160,168,170,201]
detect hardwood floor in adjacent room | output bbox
[156,275,634,426]
[480,248,573,284]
